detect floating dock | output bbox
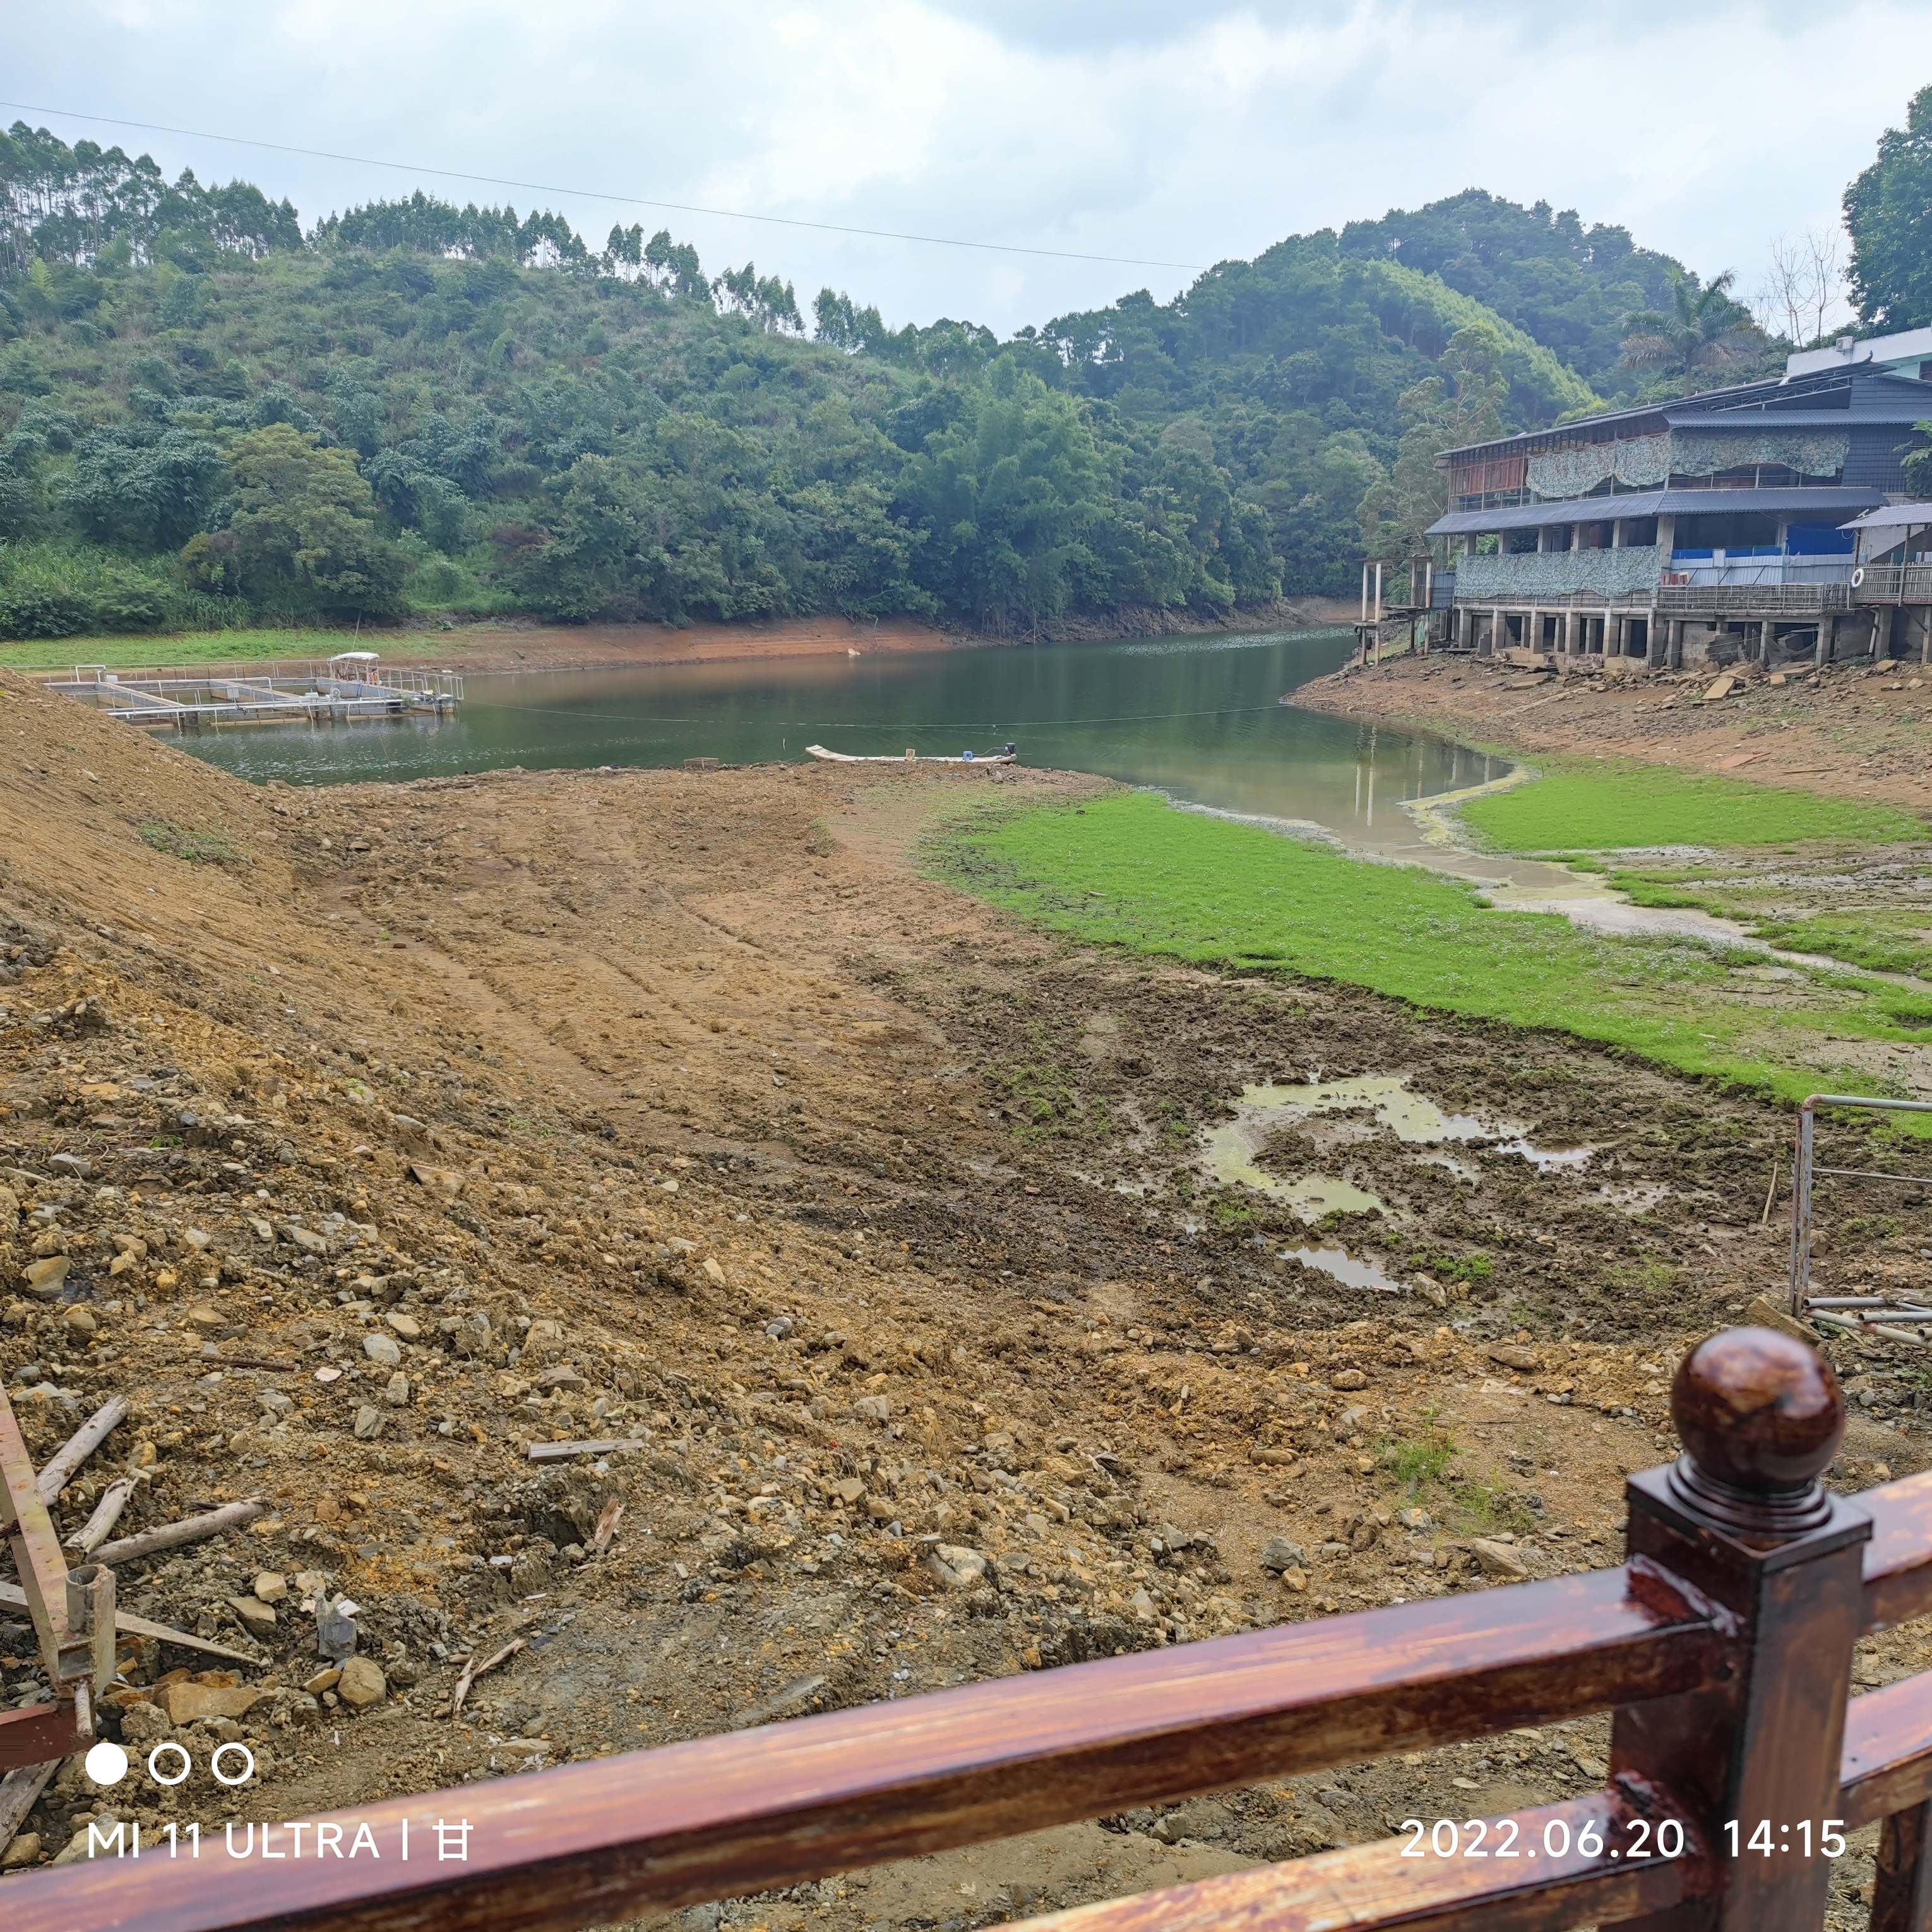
[43,653,463,730]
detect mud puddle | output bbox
[1203,1076,1590,1203]
[1278,1244,1404,1292]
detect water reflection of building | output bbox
[1427,326,1932,672]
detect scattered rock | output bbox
[363,1332,402,1367]
[926,1544,990,1589]
[1,1834,40,1869]
[335,1657,388,1710]
[353,1404,383,1440]
[230,1596,278,1638]
[254,1571,289,1603]
[22,1255,69,1298]
[158,1681,259,1724]
[1260,1536,1307,1573]
[1469,1538,1531,1580]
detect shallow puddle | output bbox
[1279,1245,1404,1292]
[1233,1074,1491,1143]
[1200,1123,1386,1219]
[1202,1075,1589,1205]
[1497,1137,1594,1174]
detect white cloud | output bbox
[8,0,1927,337]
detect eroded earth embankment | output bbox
[0,667,1923,1921]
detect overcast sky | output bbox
[8,1,1928,337]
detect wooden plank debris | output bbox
[88,1498,266,1568]
[592,1498,624,1554]
[450,1637,525,1720]
[0,1583,256,1664]
[528,1438,648,1462]
[0,1758,57,1862]
[64,1476,137,1556]
[35,1397,129,1505]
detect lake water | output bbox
[175,627,1505,834]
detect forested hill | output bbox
[0,124,1750,641]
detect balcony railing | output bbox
[11,1326,1932,1932]
[1657,582,1854,617]
[1854,561,1932,604]
[1667,552,1854,588]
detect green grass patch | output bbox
[138,820,246,867]
[1739,912,1932,980]
[1459,762,1922,852]
[931,790,1932,1124]
[0,628,460,672]
[1379,1416,1458,1499]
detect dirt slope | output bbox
[1296,651,1932,808]
[0,669,1923,1924]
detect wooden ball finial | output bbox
[1671,1326,1844,1494]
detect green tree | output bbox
[183,424,404,616]
[1358,326,1506,564]
[1845,85,1932,331]
[1618,270,1765,390]
[895,359,1118,624]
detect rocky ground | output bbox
[0,665,1926,1928]
[1296,649,1932,809]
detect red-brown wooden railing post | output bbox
[1607,1327,1869,1932]
[1873,1801,1932,1931]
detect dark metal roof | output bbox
[1843,502,1932,530]
[1669,401,1932,427]
[1427,486,1884,538]
[1442,366,1932,464]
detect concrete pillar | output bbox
[1667,621,1684,671]
[1657,514,1677,562]
[1611,520,1625,551]
[1921,609,1931,666]
[1570,524,1583,551]
[1880,605,1899,661]
[1815,617,1835,667]
[1462,533,1477,559]
[1360,561,1370,626]
[1646,612,1665,668]
[1758,619,1774,664]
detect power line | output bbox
[0,100,1210,275]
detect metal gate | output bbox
[1788,1092,1932,1337]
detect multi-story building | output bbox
[1426,328,1932,671]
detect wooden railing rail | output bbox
[1863,1467,1932,1632]
[5,1327,1932,1932]
[1001,1787,1716,1932]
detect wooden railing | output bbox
[1852,563,1932,605]
[13,1327,1932,1932]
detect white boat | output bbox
[804,743,1017,765]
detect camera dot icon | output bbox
[85,1741,129,1787]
